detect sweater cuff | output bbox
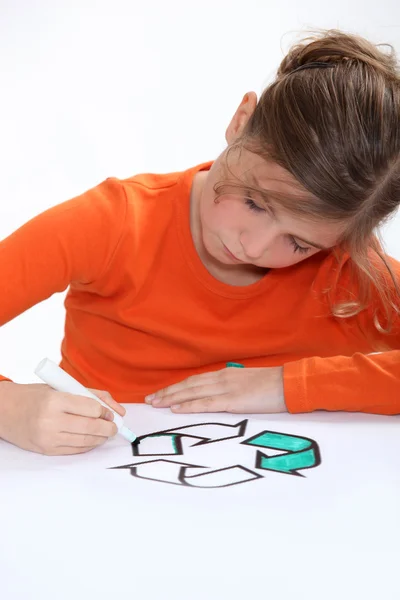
[283,359,311,413]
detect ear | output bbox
[225,92,258,145]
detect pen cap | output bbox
[34,358,124,429]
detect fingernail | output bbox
[171,405,180,410]
[145,394,155,403]
[152,398,161,406]
[105,411,115,421]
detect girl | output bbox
[0,30,399,456]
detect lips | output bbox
[223,244,242,262]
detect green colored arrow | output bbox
[242,431,321,476]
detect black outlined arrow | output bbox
[111,459,261,488]
[132,420,248,457]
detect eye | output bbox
[245,191,312,255]
[244,193,266,213]
[289,236,311,254]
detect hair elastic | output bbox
[290,61,336,74]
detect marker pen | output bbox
[34,358,136,443]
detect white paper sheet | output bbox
[1,405,399,600]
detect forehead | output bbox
[231,148,346,246]
[233,148,304,194]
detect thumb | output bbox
[87,388,126,417]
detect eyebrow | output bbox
[245,173,330,251]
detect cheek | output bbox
[202,197,243,231]
[265,249,319,269]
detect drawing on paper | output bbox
[111,420,321,488]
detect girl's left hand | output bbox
[144,366,287,414]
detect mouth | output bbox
[223,244,243,262]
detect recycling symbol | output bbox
[112,420,321,488]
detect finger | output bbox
[87,389,126,417]
[60,414,118,438]
[61,393,115,421]
[57,432,109,449]
[149,383,224,408]
[52,445,103,455]
[170,396,229,414]
[145,373,219,403]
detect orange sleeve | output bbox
[283,349,400,415]
[283,265,400,416]
[284,253,400,416]
[0,178,127,381]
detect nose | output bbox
[240,229,274,260]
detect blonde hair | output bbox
[220,30,400,336]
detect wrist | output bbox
[0,381,18,440]
[273,366,287,412]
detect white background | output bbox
[0,0,400,382]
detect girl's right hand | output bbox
[0,381,124,455]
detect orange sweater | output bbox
[1,162,399,414]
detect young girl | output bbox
[0,30,399,456]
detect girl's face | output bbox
[196,147,344,271]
